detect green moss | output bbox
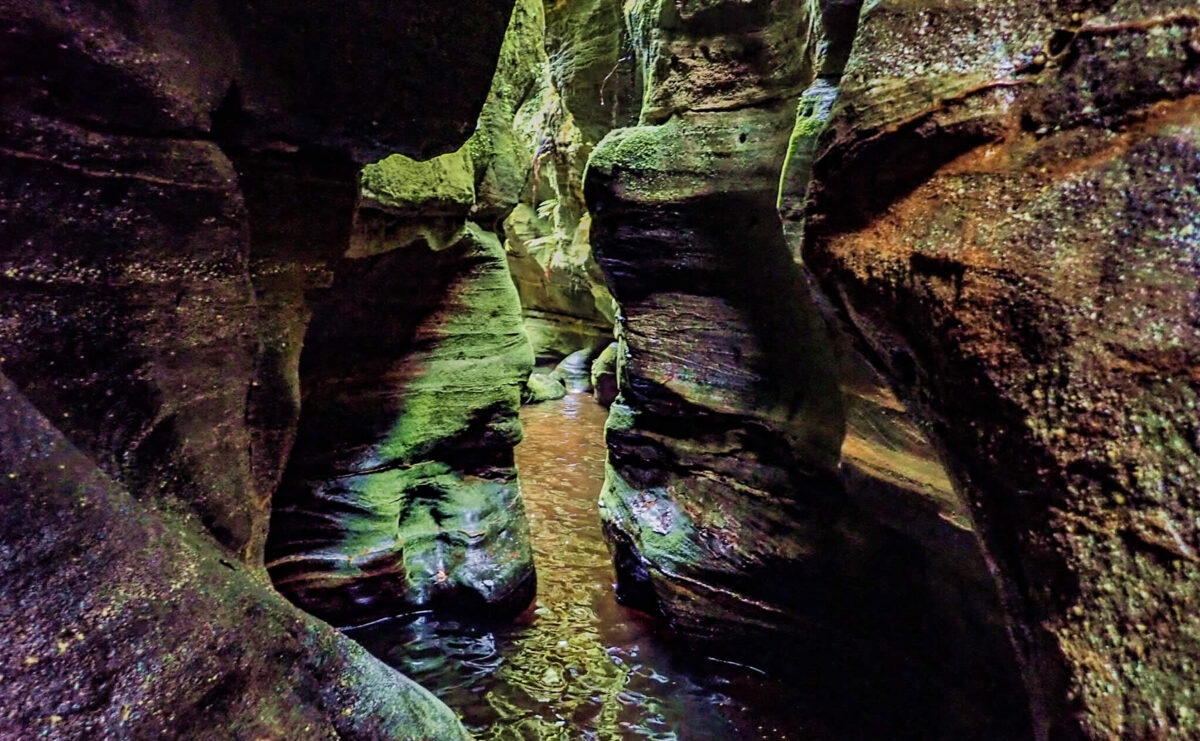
[588,124,673,172]
[360,149,475,209]
[599,462,701,569]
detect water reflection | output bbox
[347,393,805,739]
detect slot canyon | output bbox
[1,0,1197,738]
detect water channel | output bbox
[348,393,807,739]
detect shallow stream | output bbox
[348,393,806,740]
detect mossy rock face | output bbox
[583,0,1034,733]
[587,104,799,204]
[591,341,620,406]
[584,0,851,663]
[267,222,536,626]
[0,373,470,740]
[468,0,548,220]
[0,1,517,736]
[544,0,641,145]
[777,78,842,254]
[803,1,1200,737]
[459,0,618,360]
[624,0,819,123]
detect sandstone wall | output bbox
[0,0,516,734]
[801,1,1200,737]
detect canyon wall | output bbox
[498,0,632,361]
[265,152,536,624]
[585,0,1029,733]
[800,1,1200,737]
[0,0,516,734]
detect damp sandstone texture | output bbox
[1,0,1198,739]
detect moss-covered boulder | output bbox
[361,151,476,212]
[524,371,568,403]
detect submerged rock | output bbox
[525,371,569,403]
[550,347,598,393]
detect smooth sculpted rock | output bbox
[0,0,515,558]
[544,0,642,145]
[477,0,622,362]
[0,373,470,740]
[267,222,536,626]
[585,102,850,646]
[586,0,1034,733]
[591,342,620,406]
[803,1,1200,737]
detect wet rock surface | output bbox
[0,0,515,735]
[0,372,469,740]
[801,1,1200,737]
[490,0,622,362]
[266,222,535,626]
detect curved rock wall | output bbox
[582,0,1033,734]
[0,0,515,735]
[0,373,469,739]
[801,1,1200,737]
[266,208,536,624]
[492,0,629,361]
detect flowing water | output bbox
[348,393,807,740]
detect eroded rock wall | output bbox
[0,0,515,734]
[490,0,630,361]
[801,1,1200,737]
[0,373,469,739]
[585,0,1033,734]
[266,207,536,625]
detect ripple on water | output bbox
[346,393,811,740]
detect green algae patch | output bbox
[777,80,841,212]
[586,104,799,204]
[361,149,475,210]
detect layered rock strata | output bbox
[0,0,515,734]
[266,174,536,623]
[587,0,1031,734]
[801,1,1200,737]
[0,373,469,739]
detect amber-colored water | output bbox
[348,393,807,739]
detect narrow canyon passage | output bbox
[348,392,809,739]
